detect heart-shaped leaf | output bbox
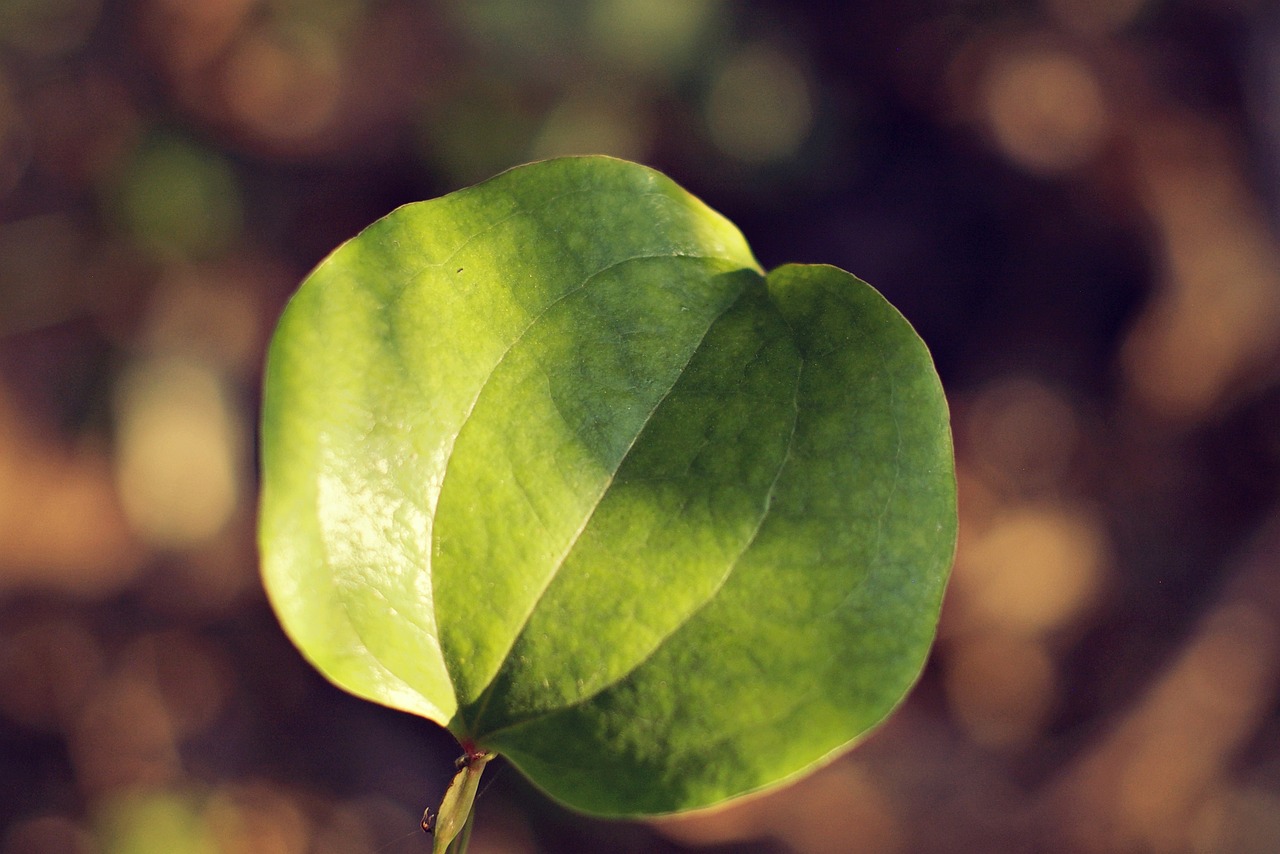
[259,156,956,816]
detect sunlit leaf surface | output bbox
[259,156,956,815]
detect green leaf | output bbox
[259,156,956,816]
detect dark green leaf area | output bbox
[463,279,802,735]
[484,264,956,815]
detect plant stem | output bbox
[433,749,491,854]
[446,802,477,854]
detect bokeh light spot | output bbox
[706,44,813,163]
[1121,122,1280,421]
[143,267,265,373]
[115,135,243,259]
[219,27,343,144]
[113,358,242,549]
[204,783,310,854]
[955,504,1108,634]
[982,46,1109,174]
[141,0,256,75]
[0,383,141,596]
[95,789,217,854]
[586,0,722,77]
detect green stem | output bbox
[447,803,477,854]
[432,750,492,854]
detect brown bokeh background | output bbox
[3,1,1279,852]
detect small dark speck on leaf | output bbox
[457,268,464,273]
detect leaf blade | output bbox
[259,158,956,816]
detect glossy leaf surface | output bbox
[259,156,956,815]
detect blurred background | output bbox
[2,0,1279,852]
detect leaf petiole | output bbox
[426,747,493,854]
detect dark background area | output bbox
[3,1,1280,852]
